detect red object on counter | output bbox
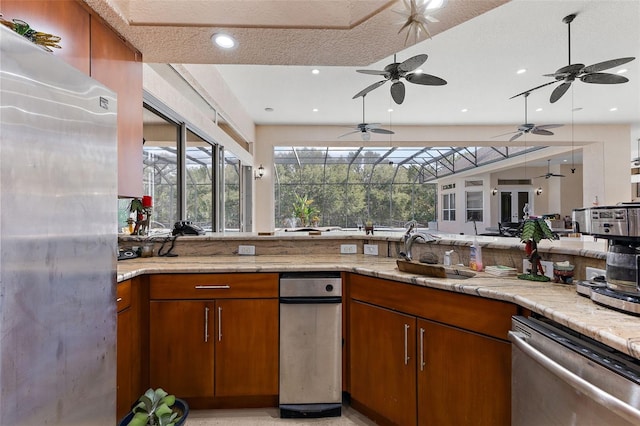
[142,195,153,207]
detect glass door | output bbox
[500,190,530,223]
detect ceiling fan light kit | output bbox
[511,13,635,103]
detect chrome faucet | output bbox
[400,221,438,261]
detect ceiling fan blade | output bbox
[534,124,563,130]
[390,81,406,104]
[550,82,572,103]
[552,174,566,178]
[352,80,387,99]
[491,130,518,138]
[356,69,389,76]
[509,81,557,99]
[338,130,360,138]
[406,73,447,86]
[398,54,428,73]
[509,132,524,142]
[363,123,382,128]
[369,128,394,135]
[583,57,635,73]
[581,72,629,84]
[531,128,554,136]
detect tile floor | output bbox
[186,406,376,425]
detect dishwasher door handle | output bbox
[279,297,342,304]
[508,330,640,424]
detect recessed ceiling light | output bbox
[563,159,568,162]
[414,69,424,74]
[610,107,618,112]
[212,33,236,49]
[516,68,527,74]
[535,108,543,112]
[461,108,468,112]
[425,0,446,10]
[264,107,274,112]
[388,108,394,112]
[311,69,320,75]
[617,69,628,74]
[572,107,583,112]
[312,108,318,112]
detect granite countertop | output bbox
[117,254,640,360]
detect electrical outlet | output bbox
[364,244,378,256]
[523,259,554,279]
[340,244,357,254]
[238,245,255,255]
[586,267,606,281]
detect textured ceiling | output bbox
[84,0,508,65]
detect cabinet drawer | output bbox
[116,280,131,312]
[150,273,279,299]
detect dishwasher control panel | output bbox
[279,272,342,298]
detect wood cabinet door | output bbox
[214,298,279,397]
[350,301,417,426]
[116,307,134,419]
[149,300,215,398]
[418,319,511,426]
[90,16,143,198]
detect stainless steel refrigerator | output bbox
[0,26,118,425]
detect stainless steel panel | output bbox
[0,27,117,425]
[590,206,629,237]
[571,207,590,234]
[280,276,342,298]
[510,318,640,426]
[279,303,342,404]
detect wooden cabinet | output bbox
[116,278,146,419]
[350,301,417,426]
[0,0,91,73]
[2,0,143,197]
[418,319,511,426]
[90,15,143,198]
[148,274,279,402]
[348,274,515,426]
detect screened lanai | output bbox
[273,144,545,229]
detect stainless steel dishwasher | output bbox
[279,272,342,418]
[510,316,640,426]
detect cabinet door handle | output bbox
[420,327,426,371]
[116,297,122,302]
[404,324,410,365]
[204,306,210,343]
[195,285,230,289]
[218,306,223,342]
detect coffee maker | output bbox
[574,204,640,315]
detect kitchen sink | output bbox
[396,259,476,280]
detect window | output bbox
[185,129,214,230]
[224,151,241,231]
[442,193,455,221]
[466,191,483,222]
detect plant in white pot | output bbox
[118,388,188,426]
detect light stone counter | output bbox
[117,254,640,361]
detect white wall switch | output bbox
[363,244,378,256]
[340,244,357,254]
[238,245,256,255]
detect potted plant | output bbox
[517,218,558,281]
[292,194,319,227]
[118,388,189,426]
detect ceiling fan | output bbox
[493,92,563,141]
[352,53,447,105]
[511,14,635,103]
[536,159,565,179]
[338,94,394,141]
